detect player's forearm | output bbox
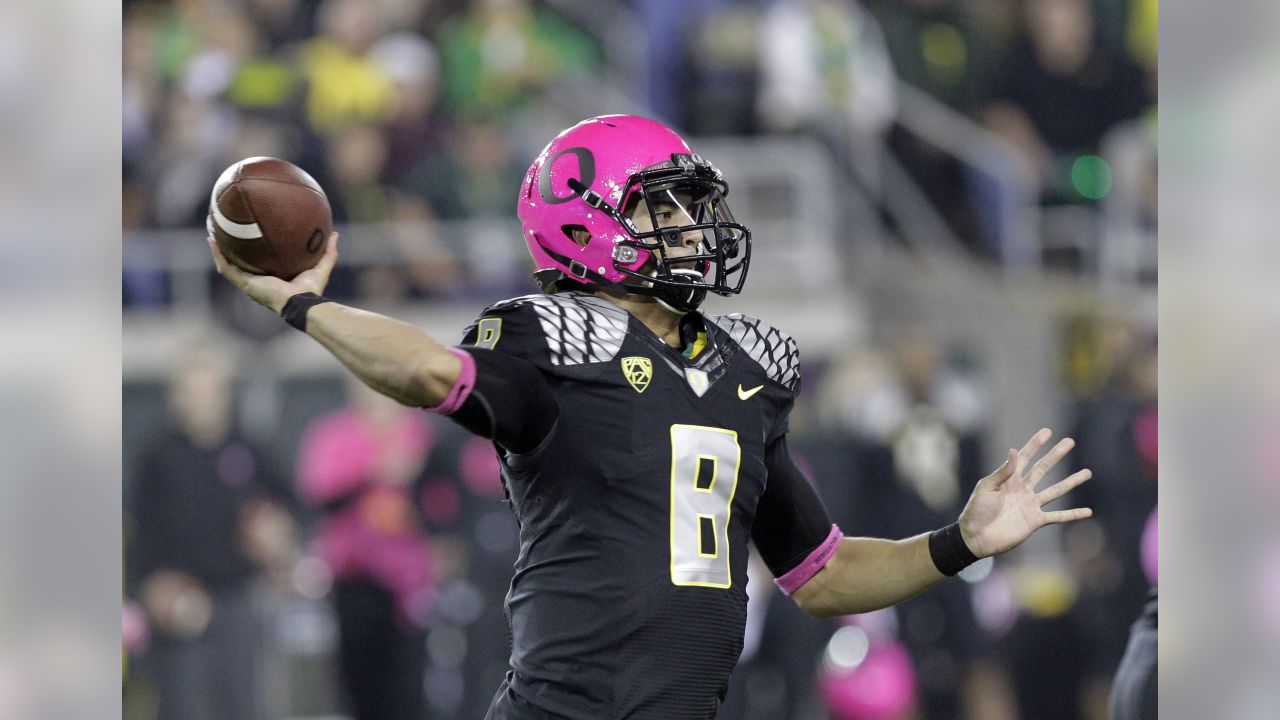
[792,534,946,618]
[303,302,461,407]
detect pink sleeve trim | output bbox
[426,348,476,415]
[775,524,843,596]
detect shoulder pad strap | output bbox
[710,313,801,392]
[489,293,630,366]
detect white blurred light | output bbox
[427,624,468,669]
[824,626,870,671]
[424,667,464,716]
[292,555,333,600]
[437,580,485,625]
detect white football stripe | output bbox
[208,179,263,240]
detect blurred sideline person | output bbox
[295,377,441,720]
[208,114,1094,720]
[832,328,1015,720]
[1108,587,1157,720]
[1109,508,1157,720]
[127,345,295,720]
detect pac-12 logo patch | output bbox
[621,356,653,393]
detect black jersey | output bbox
[453,291,835,720]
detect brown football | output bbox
[207,157,332,279]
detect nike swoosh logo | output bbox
[737,384,764,400]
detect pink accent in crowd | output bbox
[776,524,843,595]
[461,435,505,498]
[1141,507,1158,585]
[122,600,149,654]
[821,640,917,720]
[1132,406,1158,479]
[296,409,438,627]
[426,347,476,416]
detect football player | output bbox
[208,115,1093,720]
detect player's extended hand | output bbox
[956,428,1093,558]
[206,232,339,314]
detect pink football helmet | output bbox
[516,115,751,312]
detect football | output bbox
[207,157,332,279]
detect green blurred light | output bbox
[921,24,967,82]
[1071,155,1113,200]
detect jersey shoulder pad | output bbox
[463,292,630,367]
[709,313,801,392]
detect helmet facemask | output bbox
[562,153,751,313]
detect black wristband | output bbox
[280,292,331,332]
[929,523,980,577]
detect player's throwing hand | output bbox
[956,427,1093,558]
[206,231,339,314]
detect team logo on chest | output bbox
[621,356,653,393]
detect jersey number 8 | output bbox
[669,425,741,588]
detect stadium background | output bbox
[120,0,1157,718]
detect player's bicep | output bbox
[752,436,842,596]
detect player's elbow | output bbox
[394,349,463,408]
[791,580,843,619]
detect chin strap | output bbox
[653,269,707,313]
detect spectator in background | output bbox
[973,0,1151,260]
[673,2,762,136]
[401,113,527,221]
[984,0,1150,186]
[324,124,395,223]
[299,0,396,134]
[246,0,317,52]
[127,344,296,720]
[866,0,1016,114]
[756,0,897,145]
[637,0,736,130]
[295,377,443,720]
[373,31,448,190]
[144,0,266,230]
[437,0,597,125]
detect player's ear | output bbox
[562,225,591,247]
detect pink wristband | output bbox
[426,348,476,415]
[775,524,842,596]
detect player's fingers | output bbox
[207,236,241,282]
[1027,437,1076,489]
[314,231,340,275]
[1041,507,1093,525]
[1037,468,1091,505]
[1016,428,1052,475]
[989,448,1019,488]
[207,236,225,272]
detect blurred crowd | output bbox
[123,0,601,306]
[123,0,1158,307]
[122,0,1158,718]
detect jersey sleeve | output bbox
[437,297,563,454]
[459,295,554,364]
[751,435,842,596]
